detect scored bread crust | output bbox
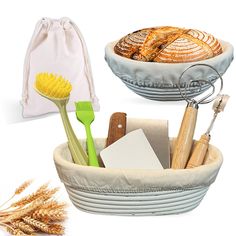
[114,26,222,63]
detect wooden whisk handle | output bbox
[171,106,198,169]
[186,134,210,169]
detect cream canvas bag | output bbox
[22,17,99,117]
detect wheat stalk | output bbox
[0,222,32,236]
[23,217,64,235]
[41,188,60,201]
[7,227,25,235]
[11,183,49,208]
[11,220,35,234]
[2,199,43,223]
[48,224,64,235]
[0,180,33,210]
[41,200,67,210]
[15,180,33,195]
[0,181,66,235]
[32,208,66,222]
[22,216,49,233]
[0,222,15,234]
[11,186,59,208]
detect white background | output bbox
[0,0,236,235]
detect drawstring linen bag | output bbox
[22,17,99,117]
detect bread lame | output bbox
[106,112,127,147]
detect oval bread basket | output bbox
[54,139,223,216]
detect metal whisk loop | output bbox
[178,63,223,105]
[182,79,215,105]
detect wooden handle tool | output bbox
[186,94,229,168]
[171,104,198,169]
[106,112,127,147]
[171,64,225,169]
[186,134,210,168]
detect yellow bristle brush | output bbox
[34,73,88,165]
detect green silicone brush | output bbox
[75,101,99,167]
[34,73,88,165]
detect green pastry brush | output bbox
[75,101,99,167]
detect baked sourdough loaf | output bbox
[114,26,222,63]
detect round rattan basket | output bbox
[105,40,233,101]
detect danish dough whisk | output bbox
[171,64,223,169]
[186,94,229,168]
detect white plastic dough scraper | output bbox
[100,129,164,170]
[126,118,170,168]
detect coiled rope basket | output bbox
[54,138,223,216]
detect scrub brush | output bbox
[75,101,99,167]
[34,73,88,165]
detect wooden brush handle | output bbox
[186,134,210,169]
[106,112,127,147]
[171,106,198,169]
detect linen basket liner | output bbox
[105,40,234,88]
[53,139,223,193]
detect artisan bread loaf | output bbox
[114,26,222,63]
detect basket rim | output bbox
[105,39,233,67]
[53,138,223,172]
[53,138,223,192]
